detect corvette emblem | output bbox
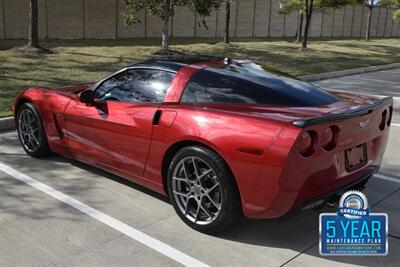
[358,119,370,129]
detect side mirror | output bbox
[80,90,94,103]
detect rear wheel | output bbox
[167,146,241,234]
[16,102,50,158]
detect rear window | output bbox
[181,63,339,106]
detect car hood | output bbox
[55,83,94,94]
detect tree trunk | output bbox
[297,12,304,43]
[161,17,169,51]
[366,7,372,41]
[28,0,39,48]
[224,0,231,44]
[161,0,171,52]
[302,0,313,49]
[302,14,311,48]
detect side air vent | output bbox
[53,114,64,139]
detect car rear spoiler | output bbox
[292,97,393,128]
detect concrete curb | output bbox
[0,117,15,132]
[300,63,400,82]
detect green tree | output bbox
[280,0,355,48]
[395,3,400,19]
[122,0,223,53]
[389,0,400,19]
[358,0,386,40]
[279,0,305,42]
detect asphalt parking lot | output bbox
[315,68,400,125]
[1,69,399,267]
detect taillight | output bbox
[379,110,387,131]
[387,106,393,127]
[299,130,318,157]
[321,126,339,151]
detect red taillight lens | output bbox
[387,106,393,127]
[321,126,339,151]
[379,110,387,131]
[299,130,318,157]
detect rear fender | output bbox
[243,124,302,217]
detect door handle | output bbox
[152,110,162,125]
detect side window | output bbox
[181,71,262,104]
[94,69,175,103]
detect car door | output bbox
[63,68,175,178]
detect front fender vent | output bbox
[53,113,64,139]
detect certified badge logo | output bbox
[338,191,369,219]
[319,190,388,256]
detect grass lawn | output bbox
[1,38,400,117]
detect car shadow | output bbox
[51,156,400,265]
[66,158,170,204]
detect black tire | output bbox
[167,146,241,234]
[16,102,50,158]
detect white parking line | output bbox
[392,123,400,127]
[0,161,208,267]
[374,174,400,184]
[348,77,400,85]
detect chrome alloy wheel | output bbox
[18,109,40,152]
[172,156,222,225]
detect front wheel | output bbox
[16,102,50,158]
[167,146,241,234]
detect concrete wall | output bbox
[253,0,269,37]
[352,5,364,38]
[4,0,29,39]
[392,15,400,36]
[321,8,334,37]
[342,6,353,37]
[172,6,194,37]
[235,0,254,37]
[332,7,344,37]
[284,10,298,37]
[196,9,218,38]
[47,0,84,39]
[0,0,4,39]
[1,0,399,40]
[85,0,116,39]
[269,0,284,37]
[309,12,322,37]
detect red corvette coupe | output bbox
[14,57,392,233]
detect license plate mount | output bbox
[345,143,367,172]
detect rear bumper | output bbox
[243,126,389,219]
[296,165,378,211]
[245,165,379,219]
